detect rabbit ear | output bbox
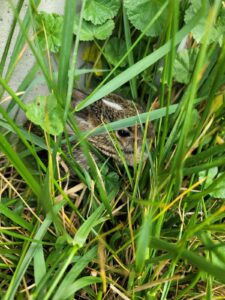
[71,89,88,109]
[102,94,124,111]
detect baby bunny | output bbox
[69,90,153,167]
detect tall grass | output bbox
[0,0,225,299]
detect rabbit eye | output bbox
[117,129,130,138]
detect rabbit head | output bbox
[71,90,153,166]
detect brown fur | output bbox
[70,90,154,167]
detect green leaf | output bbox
[74,18,114,41]
[209,177,225,199]
[83,0,121,25]
[124,0,168,37]
[26,94,63,136]
[100,164,120,201]
[173,49,198,84]
[199,167,218,183]
[74,205,104,247]
[184,0,225,45]
[36,12,63,53]
[136,216,151,271]
[104,37,127,67]
[199,168,225,199]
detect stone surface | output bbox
[0,1,66,122]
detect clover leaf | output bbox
[184,0,225,45]
[173,49,198,84]
[74,18,114,41]
[35,12,63,53]
[83,0,121,25]
[199,167,225,199]
[26,94,63,136]
[124,0,167,37]
[104,37,127,67]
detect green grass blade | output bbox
[150,237,225,284]
[0,0,24,76]
[55,276,102,299]
[0,134,41,198]
[0,203,32,232]
[73,205,104,247]
[34,244,46,285]
[123,5,137,99]
[52,247,97,300]
[58,0,77,99]
[4,202,64,300]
